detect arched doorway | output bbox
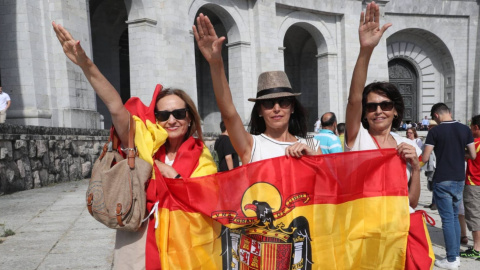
[194,8,228,133]
[283,25,318,131]
[388,58,418,123]
[89,0,128,128]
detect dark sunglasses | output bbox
[260,98,293,110]
[365,101,394,113]
[154,108,188,122]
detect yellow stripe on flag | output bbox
[155,196,408,269]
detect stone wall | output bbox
[0,124,109,195]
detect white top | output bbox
[345,124,421,213]
[0,92,11,111]
[250,134,320,163]
[164,155,174,166]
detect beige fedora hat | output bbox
[429,120,438,126]
[248,71,301,102]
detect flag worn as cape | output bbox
[152,149,412,269]
[122,84,217,269]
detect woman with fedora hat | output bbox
[193,14,321,164]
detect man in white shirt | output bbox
[314,118,321,133]
[421,116,430,130]
[0,86,11,123]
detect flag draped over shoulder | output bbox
[153,148,411,269]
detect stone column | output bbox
[251,0,283,73]
[0,0,101,128]
[227,41,255,124]
[126,18,159,104]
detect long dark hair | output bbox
[155,88,203,142]
[248,98,308,137]
[361,82,404,130]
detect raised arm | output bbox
[345,2,391,147]
[193,14,253,164]
[52,22,130,143]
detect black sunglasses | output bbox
[260,98,293,110]
[365,101,394,113]
[155,108,189,122]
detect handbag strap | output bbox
[100,113,136,170]
[127,116,136,169]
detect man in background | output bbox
[421,116,430,130]
[423,103,476,269]
[460,115,480,260]
[0,85,11,124]
[314,112,342,154]
[214,121,239,172]
[314,118,321,133]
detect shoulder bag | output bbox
[86,116,152,231]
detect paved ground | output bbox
[0,174,478,269]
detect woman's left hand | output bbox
[285,142,316,158]
[154,160,181,179]
[397,142,420,171]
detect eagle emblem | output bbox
[212,182,313,270]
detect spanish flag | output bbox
[152,149,413,269]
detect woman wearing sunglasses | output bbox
[193,15,321,165]
[345,1,421,210]
[52,23,217,269]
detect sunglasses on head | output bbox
[260,98,293,110]
[154,108,189,122]
[365,101,394,113]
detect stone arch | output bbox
[278,12,340,124]
[283,24,319,130]
[277,12,336,55]
[189,1,252,133]
[188,0,249,43]
[387,29,455,120]
[90,0,129,128]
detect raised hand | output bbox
[52,22,89,67]
[358,1,391,50]
[192,13,226,64]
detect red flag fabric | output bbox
[148,149,429,269]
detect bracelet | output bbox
[174,174,181,179]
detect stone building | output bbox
[0,0,479,132]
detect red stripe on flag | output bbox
[157,149,406,215]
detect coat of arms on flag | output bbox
[215,182,312,269]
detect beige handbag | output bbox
[86,116,152,231]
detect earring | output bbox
[291,111,294,114]
[188,122,191,127]
[394,115,398,119]
[259,115,263,117]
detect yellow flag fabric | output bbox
[149,149,412,269]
